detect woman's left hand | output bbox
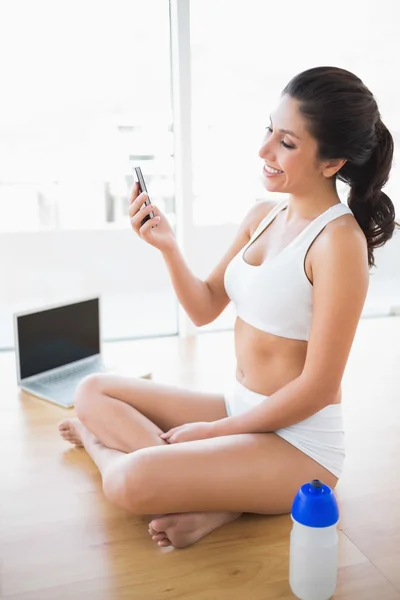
[160,421,216,444]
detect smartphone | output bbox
[134,166,156,226]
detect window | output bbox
[0,0,178,348]
[0,0,174,232]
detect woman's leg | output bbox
[61,373,228,453]
[58,373,238,548]
[142,435,338,548]
[60,418,242,548]
[63,419,337,548]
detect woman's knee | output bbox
[102,450,159,515]
[74,373,105,422]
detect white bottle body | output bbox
[289,520,338,600]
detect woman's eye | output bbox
[282,140,295,149]
[265,126,295,149]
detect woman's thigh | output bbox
[106,432,338,515]
[76,373,228,432]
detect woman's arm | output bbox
[161,201,275,327]
[212,218,370,437]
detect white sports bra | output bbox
[224,199,353,341]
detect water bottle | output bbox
[289,479,339,600]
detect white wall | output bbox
[0,229,175,348]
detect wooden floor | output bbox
[0,317,399,600]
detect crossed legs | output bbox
[59,374,337,548]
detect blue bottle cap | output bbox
[291,479,339,528]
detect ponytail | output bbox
[283,67,399,268]
[338,119,398,268]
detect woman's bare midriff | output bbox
[234,317,342,404]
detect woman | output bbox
[59,66,397,549]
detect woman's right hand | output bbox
[129,182,177,253]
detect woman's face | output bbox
[259,94,323,196]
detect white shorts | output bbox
[224,378,345,478]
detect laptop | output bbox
[14,296,108,408]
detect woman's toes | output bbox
[152,533,167,543]
[150,515,177,533]
[148,516,174,547]
[58,418,84,447]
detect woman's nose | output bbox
[259,138,274,160]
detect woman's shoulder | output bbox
[319,209,367,251]
[311,209,368,271]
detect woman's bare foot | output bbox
[58,417,85,447]
[148,511,241,549]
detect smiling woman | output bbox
[58,65,397,550]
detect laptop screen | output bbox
[17,298,100,379]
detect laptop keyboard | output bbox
[40,361,106,385]
[24,361,107,408]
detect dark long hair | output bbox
[283,66,398,267]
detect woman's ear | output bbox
[321,158,347,178]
